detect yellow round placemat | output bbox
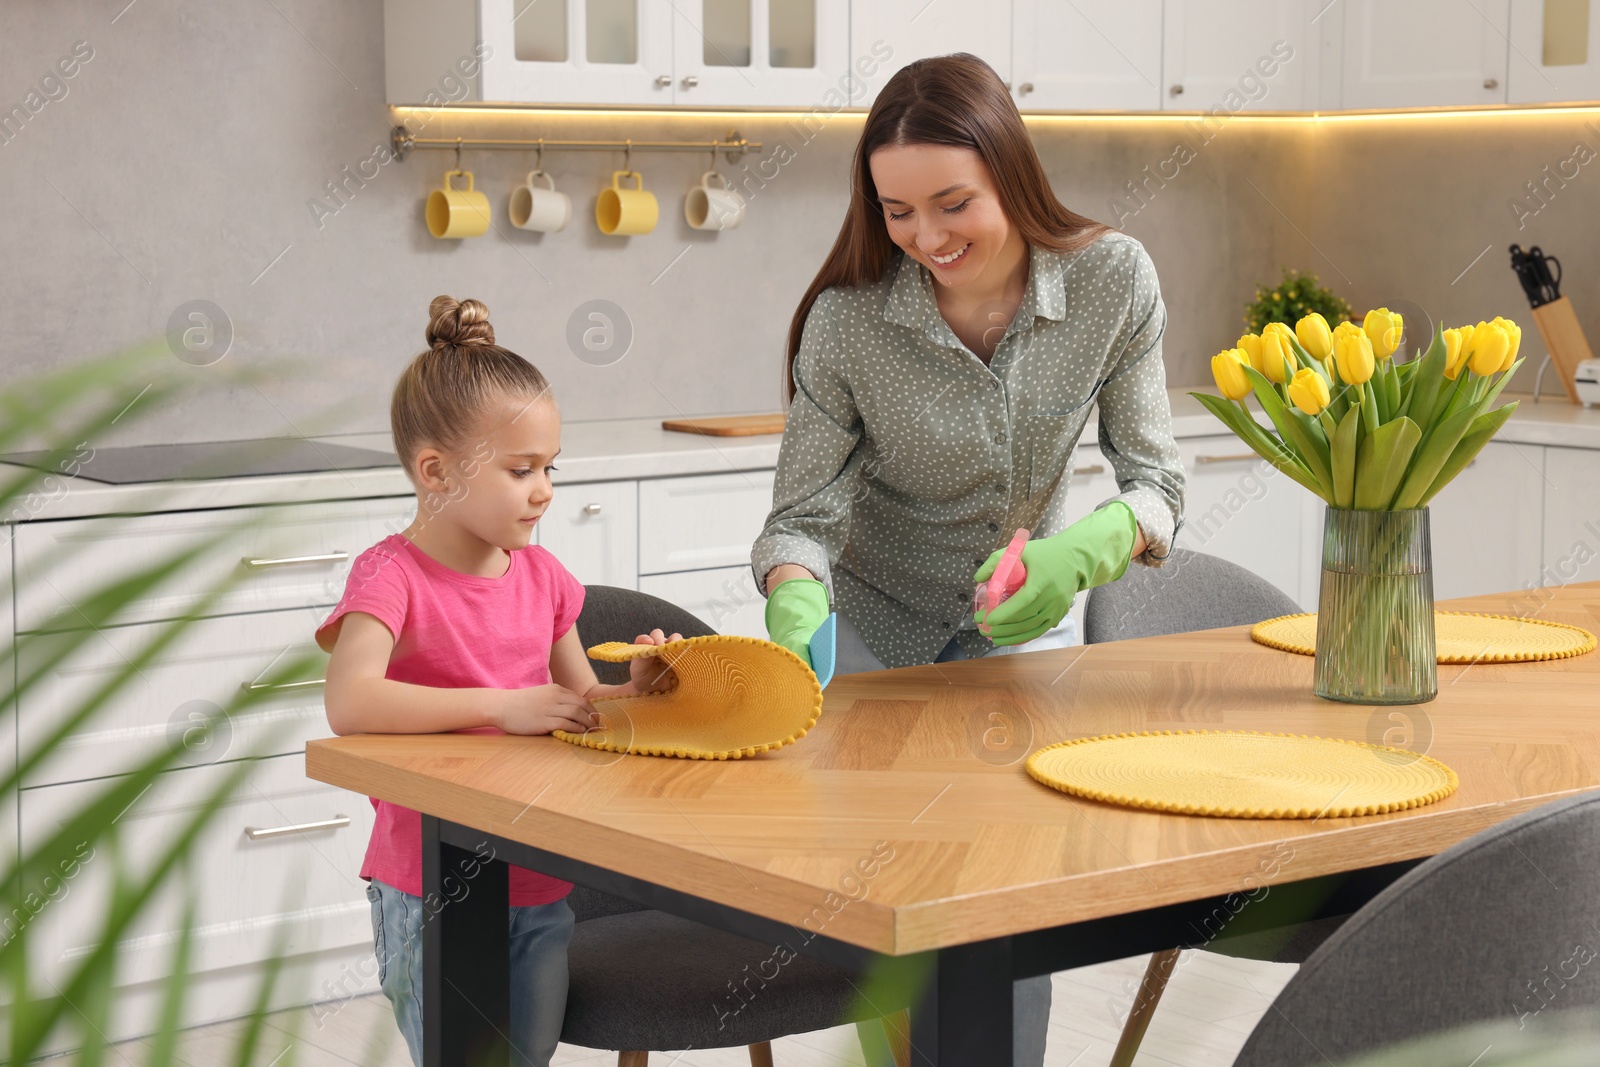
[1251,611,1596,664]
[553,634,822,760]
[1026,730,1458,818]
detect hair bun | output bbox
[426,295,495,348]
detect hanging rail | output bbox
[390,125,761,163]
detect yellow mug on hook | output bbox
[426,169,491,239]
[595,170,658,236]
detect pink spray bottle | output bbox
[974,528,1029,634]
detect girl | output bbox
[317,295,681,1067]
[751,54,1186,1067]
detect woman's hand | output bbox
[974,503,1139,645]
[627,628,683,695]
[495,684,599,735]
[764,577,830,668]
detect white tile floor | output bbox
[93,951,1295,1067]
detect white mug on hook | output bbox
[684,170,745,231]
[509,170,571,232]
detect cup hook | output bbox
[624,139,633,174]
[454,138,463,171]
[535,138,544,172]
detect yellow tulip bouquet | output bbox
[1192,310,1523,704]
[1193,310,1522,511]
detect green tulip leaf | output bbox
[1416,401,1520,507]
[1190,391,1326,497]
[1400,324,1448,428]
[1332,404,1361,508]
[1353,415,1421,509]
[1247,365,1335,499]
[1391,400,1482,510]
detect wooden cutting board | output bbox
[661,413,787,436]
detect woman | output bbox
[748,53,1186,1064]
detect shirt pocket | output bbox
[1025,399,1096,501]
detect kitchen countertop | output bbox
[4,390,1595,523]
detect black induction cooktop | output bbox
[0,438,400,485]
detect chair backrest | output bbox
[575,584,716,685]
[1234,791,1600,1066]
[566,585,716,923]
[1083,548,1299,644]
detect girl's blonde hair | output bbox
[391,295,552,474]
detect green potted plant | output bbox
[1244,268,1354,335]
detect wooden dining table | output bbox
[305,581,1600,1067]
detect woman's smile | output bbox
[929,242,971,267]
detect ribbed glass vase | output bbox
[1314,507,1437,704]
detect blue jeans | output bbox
[832,613,1067,1067]
[366,879,574,1067]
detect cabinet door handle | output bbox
[240,678,327,692]
[1072,464,1106,476]
[1483,77,1499,90]
[244,815,350,841]
[583,503,603,515]
[681,75,699,89]
[1018,82,1034,96]
[1170,84,1184,96]
[243,551,349,568]
[1195,453,1257,465]
[655,74,672,88]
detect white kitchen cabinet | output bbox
[1162,0,1313,111]
[638,469,777,574]
[15,498,416,634]
[20,753,374,1022]
[539,479,639,589]
[386,0,676,105]
[1174,435,1307,606]
[1012,1,1162,111]
[1427,441,1547,600]
[1543,445,1600,586]
[17,610,330,790]
[850,0,1011,107]
[1337,0,1511,108]
[641,566,769,637]
[671,0,852,106]
[1508,0,1600,102]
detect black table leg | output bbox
[909,939,1014,1066]
[422,815,510,1067]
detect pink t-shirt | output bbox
[315,534,583,907]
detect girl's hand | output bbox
[629,628,683,695]
[498,684,600,736]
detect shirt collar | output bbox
[883,243,1068,344]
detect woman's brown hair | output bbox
[785,52,1112,400]
[391,295,552,476]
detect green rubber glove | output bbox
[765,577,831,667]
[973,502,1138,646]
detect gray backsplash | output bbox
[2,0,1594,448]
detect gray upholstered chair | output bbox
[560,586,910,1067]
[1083,546,1301,644]
[1234,792,1600,1066]
[1084,549,1320,1065]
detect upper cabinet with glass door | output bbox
[384,0,847,107]
[672,0,850,106]
[1508,0,1600,102]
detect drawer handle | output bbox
[1195,453,1257,465]
[582,503,603,515]
[243,551,350,568]
[240,678,327,692]
[1072,464,1106,476]
[244,814,350,841]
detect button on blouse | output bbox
[751,232,1185,669]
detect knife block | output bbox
[1529,296,1594,403]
